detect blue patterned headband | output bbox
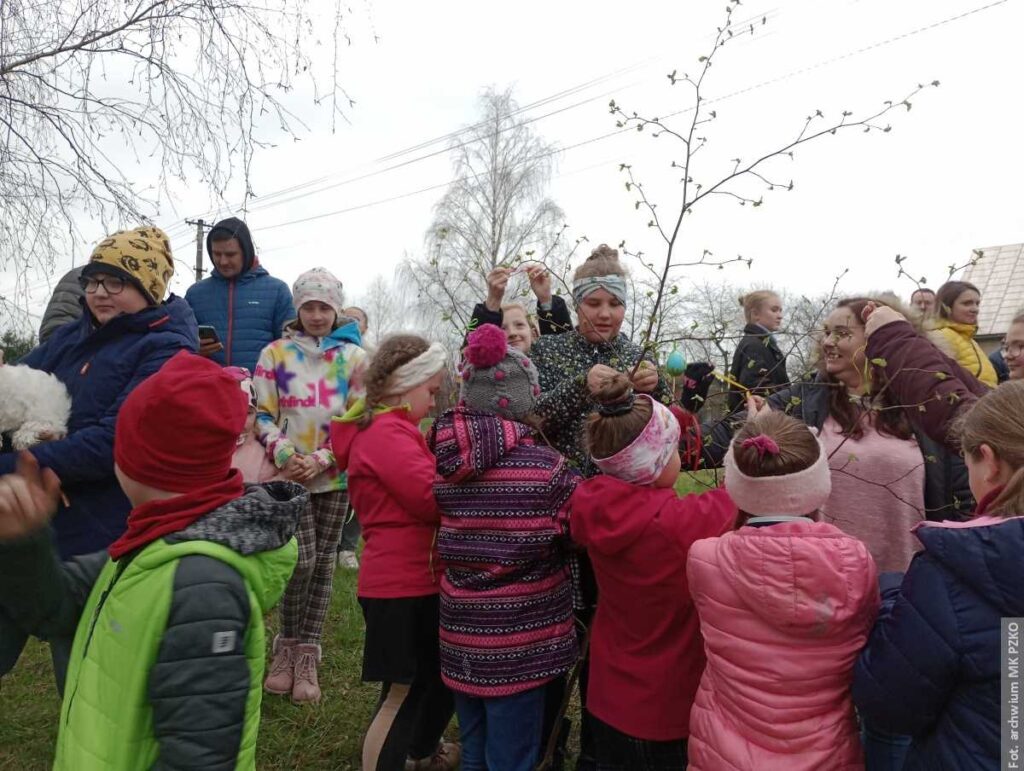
[572,274,628,306]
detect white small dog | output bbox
[0,365,73,450]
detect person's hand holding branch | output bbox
[485,267,511,312]
[527,266,553,306]
[631,360,660,394]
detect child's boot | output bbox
[263,635,297,695]
[291,643,322,704]
[405,742,461,771]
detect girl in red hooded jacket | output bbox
[686,411,879,771]
[569,371,736,770]
[330,334,458,771]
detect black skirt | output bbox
[359,594,441,685]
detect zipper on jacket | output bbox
[226,281,235,366]
[63,558,133,728]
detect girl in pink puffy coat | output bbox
[687,411,880,771]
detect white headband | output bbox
[724,434,832,516]
[381,342,448,397]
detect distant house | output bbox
[961,242,1024,355]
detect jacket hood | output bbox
[710,520,878,636]
[570,475,676,554]
[162,481,307,608]
[206,217,257,275]
[430,407,532,484]
[331,402,411,472]
[916,515,1024,617]
[283,317,362,350]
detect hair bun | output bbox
[588,243,620,262]
[591,370,633,406]
[465,323,508,368]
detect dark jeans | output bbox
[455,686,546,771]
[592,716,687,771]
[861,720,911,771]
[338,504,361,552]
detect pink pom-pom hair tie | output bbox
[741,434,780,459]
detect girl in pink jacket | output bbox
[687,411,880,771]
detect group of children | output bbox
[0,260,1020,771]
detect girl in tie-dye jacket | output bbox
[253,267,368,704]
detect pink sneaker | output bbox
[291,643,322,705]
[263,635,297,695]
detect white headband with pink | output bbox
[592,394,681,485]
[724,432,832,515]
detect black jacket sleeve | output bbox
[701,385,799,468]
[469,302,503,332]
[0,529,106,642]
[538,295,573,336]
[728,334,789,411]
[149,555,251,771]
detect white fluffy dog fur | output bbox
[0,365,72,450]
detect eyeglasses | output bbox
[79,275,127,295]
[1001,341,1024,358]
[819,327,857,343]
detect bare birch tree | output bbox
[403,86,566,333]
[0,0,352,278]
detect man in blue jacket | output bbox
[185,217,295,372]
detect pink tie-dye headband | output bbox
[592,395,681,485]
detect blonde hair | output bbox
[738,290,779,324]
[955,380,1024,517]
[501,302,540,339]
[573,244,627,282]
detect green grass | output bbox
[675,468,721,495]
[0,472,718,770]
[0,570,382,770]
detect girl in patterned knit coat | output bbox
[428,324,580,771]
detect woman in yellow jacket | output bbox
[926,280,998,388]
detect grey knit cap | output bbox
[460,323,541,421]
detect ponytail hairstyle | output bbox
[585,370,652,459]
[728,412,829,528]
[732,412,822,478]
[955,380,1024,517]
[738,290,779,325]
[360,334,431,428]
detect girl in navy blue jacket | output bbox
[853,304,1024,771]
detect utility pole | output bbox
[185,218,207,284]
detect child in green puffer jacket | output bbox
[0,352,304,771]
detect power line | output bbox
[255,0,1007,234]
[171,13,788,225]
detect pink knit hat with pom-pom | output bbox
[460,323,541,421]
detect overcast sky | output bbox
[4,0,1022,327]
